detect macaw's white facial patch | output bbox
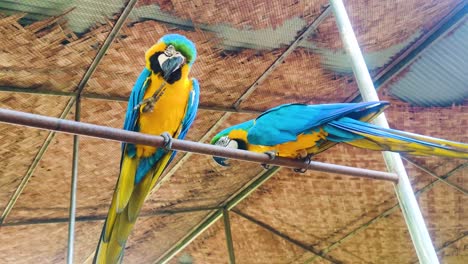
[226,139,238,149]
[216,136,239,149]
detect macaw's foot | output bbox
[134,97,156,113]
[293,154,313,173]
[161,132,173,150]
[261,151,277,170]
[142,101,156,113]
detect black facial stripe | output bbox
[165,68,182,84]
[149,52,163,74]
[148,51,183,84]
[234,139,247,150]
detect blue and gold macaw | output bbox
[94,34,199,264]
[211,102,468,166]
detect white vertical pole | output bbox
[329,0,439,263]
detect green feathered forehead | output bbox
[161,34,197,65]
[210,130,229,144]
[210,120,255,144]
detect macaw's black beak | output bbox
[161,56,184,79]
[213,156,230,167]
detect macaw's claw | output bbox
[293,154,312,173]
[261,151,277,170]
[293,167,308,173]
[142,100,155,113]
[134,97,155,113]
[161,132,173,150]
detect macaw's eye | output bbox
[215,136,229,147]
[162,45,185,64]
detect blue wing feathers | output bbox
[323,124,364,142]
[119,68,151,161]
[123,68,151,133]
[122,68,151,158]
[329,117,462,151]
[179,78,200,140]
[134,149,166,183]
[248,101,388,146]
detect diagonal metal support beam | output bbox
[223,209,236,264]
[232,209,343,264]
[154,167,281,264]
[370,2,467,94]
[403,157,467,195]
[74,0,139,95]
[1,4,138,262]
[0,98,75,224]
[303,163,467,264]
[345,2,467,103]
[232,5,332,109]
[223,167,282,210]
[152,112,233,191]
[429,231,468,263]
[154,210,223,264]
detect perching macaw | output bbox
[94,34,199,264]
[211,102,468,167]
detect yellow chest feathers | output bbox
[136,74,191,157]
[138,75,191,135]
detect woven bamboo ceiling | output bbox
[0,0,467,263]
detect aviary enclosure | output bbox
[0,0,466,263]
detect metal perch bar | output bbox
[0,108,398,182]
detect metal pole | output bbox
[67,97,80,264]
[0,108,398,182]
[155,168,281,264]
[329,0,439,263]
[2,0,137,231]
[232,209,342,264]
[402,157,467,195]
[223,209,236,264]
[233,5,332,109]
[74,0,139,95]
[156,210,224,264]
[0,99,76,224]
